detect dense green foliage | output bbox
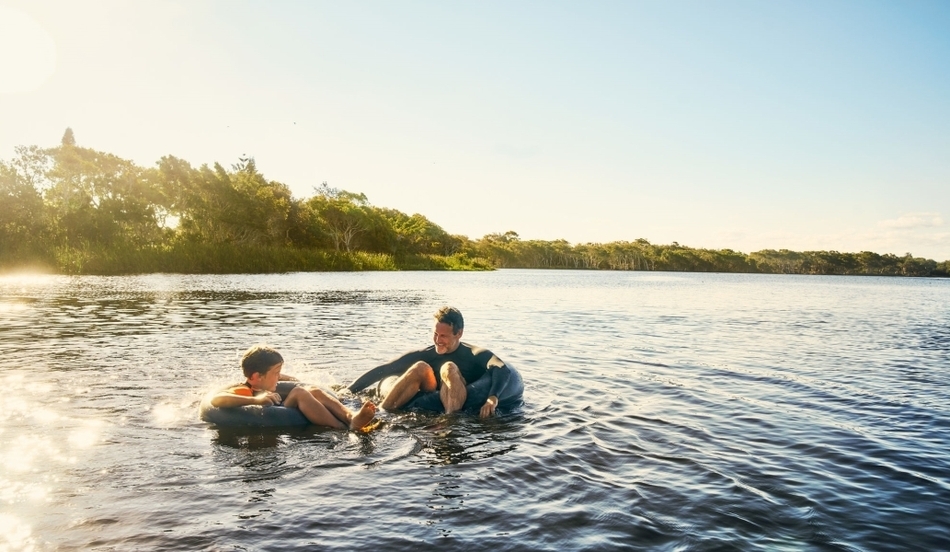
[0,131,488,274]
[1,131,946,276]
[467,233,948,276]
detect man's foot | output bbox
[349,401,377,431]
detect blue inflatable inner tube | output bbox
[199,381,324,428]
[383,364,524,414]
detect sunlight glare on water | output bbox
[0,513,37,552]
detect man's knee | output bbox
[409,361,437,391]
[440,362,462,383]
[438,362,466,413]
[408,361,432,377]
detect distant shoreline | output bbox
[1,242,947,277]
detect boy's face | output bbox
[250,362,282,391]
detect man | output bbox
[348,306,523,418]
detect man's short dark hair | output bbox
[434,306,464,334]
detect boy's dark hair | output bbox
[434,306,464,334]
[241,345,283,378]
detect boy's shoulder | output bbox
[218,382,254,396]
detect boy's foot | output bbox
[349,401,377,431]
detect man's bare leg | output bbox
[439,362,467,414]
[380,361,437,410]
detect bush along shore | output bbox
[2,130,947,276]
[21,243,490,275]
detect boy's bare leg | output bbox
[306,387,377,430]
[308,387,356,425]
[380,361,437,410]
[439,362,467,414]
[284,388,347,429]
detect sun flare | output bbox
[0,7,56,94]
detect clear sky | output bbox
[2,0,949,260]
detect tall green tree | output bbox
[0,159,49,260]
[372,208,460,256]
[43,142,164,247]
[306,183,376,252]
[61,127,76,147]
[161,157,293,245]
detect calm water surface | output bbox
[1,270,948,551]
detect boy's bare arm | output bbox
[210,391,282,408]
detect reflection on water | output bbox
[212,428,296,451]
[413,412,526,466]
[0,514,37,552]
[1,271,949,550]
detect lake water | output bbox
[1,270,948,551]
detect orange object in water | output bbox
[232,387,253,397]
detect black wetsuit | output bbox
[348,343,522,413]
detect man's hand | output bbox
[479,395,499,418]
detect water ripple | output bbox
[2,271,949,550]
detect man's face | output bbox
[433,322,462,354]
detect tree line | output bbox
[0,129,485,273]
[469,232,948,276]
[1,129,947,276]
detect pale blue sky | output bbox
[2,0,948,260]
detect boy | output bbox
[212,345,376,431]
